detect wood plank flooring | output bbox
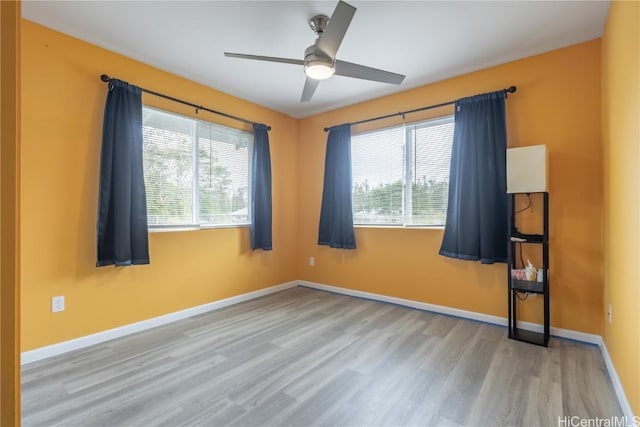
[22,287,622,426]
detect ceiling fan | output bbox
[224,0,406,103]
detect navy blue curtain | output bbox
[250,123,272,251]
[96,79,149,267]
[439,91,508,264]
[318,124,356,249]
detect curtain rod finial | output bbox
[506,86,516,93]
[100,74,111,83]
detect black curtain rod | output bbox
[100,74,271,131]
[323,86,516,132]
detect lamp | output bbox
[507,145,548,193]
[304,59,335,80]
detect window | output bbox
[351,116,454,226]
[142,107,251,228]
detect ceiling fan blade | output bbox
[224,52,304,66]
[334,60,406,85]
[301,77,320,103]
[316,1,356,59]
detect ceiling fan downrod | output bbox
[309,15,330,35]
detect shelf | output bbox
[510,234,545,244]
[510,279,544,294]
[508,192,549,347]
[510,328,548,347]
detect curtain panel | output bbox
[250,123,273,251]
[318,124,356,249]
[439,91,508,264]
[97,79,150,267]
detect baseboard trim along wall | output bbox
[298,280,601,343]
[21,279,634,420]
[20,281,298,365]
[598,337,636,421]
[298,280,635,420]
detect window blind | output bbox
[197,122,250,225]
[407,117,454,226]
[351,125,405,224]
[142,107,251,228]
[351,115,454,226]
[143,108,195,226]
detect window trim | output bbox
[353,224,445,230]
[351,114,454,228]
[148,223,251,233]
[142,106,253,230]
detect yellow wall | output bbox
[298,40,603,334]
[20,20,299,351]
[2,2,22,424]
[602,0,640,415]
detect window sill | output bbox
[354,224,445,230]
[149,223,250,233]
[149,227,199,233]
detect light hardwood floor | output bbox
[22,287,622,426]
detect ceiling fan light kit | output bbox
[224,0,405,102]
[305,62,335,80]
[303,45,335,80]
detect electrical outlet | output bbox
[608,304,612,324]
[52,296,65,313]
[309,257,315,267]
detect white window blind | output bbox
[352,126,405,224]
[197,122,250,225]
[351,115,454,226]
[407,117,454,226]
[143,109,195,226]
[142,107,251,228]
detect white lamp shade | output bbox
[507,145,548,193]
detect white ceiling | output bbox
[22,1,610,119]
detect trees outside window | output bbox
[142,107,250,228]
[351,116,453,226]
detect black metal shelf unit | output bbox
[507,192,549,346]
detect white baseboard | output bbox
[297,280,601,344]
[21,281,298,365]
[298,280,635,419]
[598,337,636,421]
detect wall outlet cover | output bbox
[52,296,65,313]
